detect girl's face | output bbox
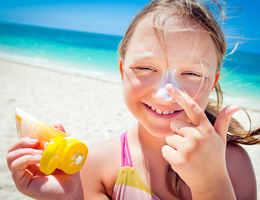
[120,17,220,137]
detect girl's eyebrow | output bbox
[127,52,161,65]
[175,56,212,68]
[133,51,160,60]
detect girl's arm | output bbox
[6,123,84,200]
[80,138,121,199]
[226,143,257,200]
[80,145,111,200]
[6,137,84,200]
[162,84,239,200]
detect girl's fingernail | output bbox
[166,84,175,92]
[34,149,43,154]
[227,104,240,114]
[166,132,174,137]
[28,138,38,143]
[33,155,42,159]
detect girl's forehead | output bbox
[125,16,217,68]
[132,16,207,40]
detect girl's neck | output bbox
[128,123,169,193]
[131,123,168,153]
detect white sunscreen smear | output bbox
[75,155,83,165]
[70,152,84,166]
[155,69,179,101]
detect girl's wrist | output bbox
[190,172,236,200]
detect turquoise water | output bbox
[220,52,260,102]
[0,22,121,81]
[0,22,259,102]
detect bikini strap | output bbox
[121,131,133,167]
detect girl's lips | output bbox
[143,103,183,119]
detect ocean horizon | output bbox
[1,21,259,106]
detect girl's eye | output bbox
[133,67,157,73]
[182,72,201,77]
[136,67,156,71]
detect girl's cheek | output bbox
[183,85,212,110]
[125,76,149,93]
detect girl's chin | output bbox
[143,125,172,138]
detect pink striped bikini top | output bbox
[112,131,160,200]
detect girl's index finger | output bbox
[166,84,207,126]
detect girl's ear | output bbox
[211,69,221,91]
[119,58,124,82]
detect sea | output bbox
[0,22,259,106]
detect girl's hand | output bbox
[6,122,83,200]
[162,84,239,199]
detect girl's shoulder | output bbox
[226,143,257,199]
[87,136,122,163]
[84,135,122,176]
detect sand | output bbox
[0,59,259,199]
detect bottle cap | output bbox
[59,138,88,174]
[40,136,67,175]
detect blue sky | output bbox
[0,0,259,54]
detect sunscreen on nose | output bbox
[153,69,179,101]
[15,107,88,175]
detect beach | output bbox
[0,59,259,199]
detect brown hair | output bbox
[118,0,260,198]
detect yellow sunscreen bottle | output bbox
[15,107,88,175]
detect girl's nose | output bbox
[152,86,173,101]
[152,68,179,101]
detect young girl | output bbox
[7,0,260,199]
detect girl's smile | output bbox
[143,103,184,119]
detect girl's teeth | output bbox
[163,111,170,115]
[156,109,163,114]
[149,105,175,115]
